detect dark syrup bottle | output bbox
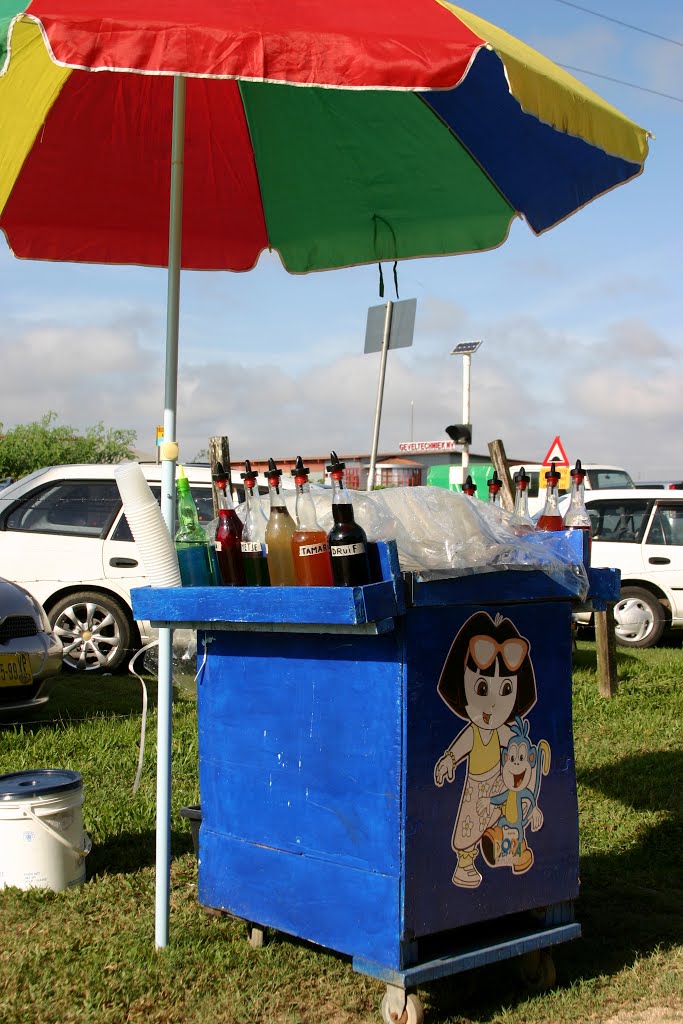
[326,451,371,586]
[212,462,245,585]
[240,459,270,586]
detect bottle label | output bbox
[241,541,263,554]
[331,542,366,557]
[298,542,330,557]
[215,541,222,551]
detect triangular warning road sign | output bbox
[542,435,569,467]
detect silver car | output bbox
[0,577,62,713]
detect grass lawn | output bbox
[0,639,682,1023]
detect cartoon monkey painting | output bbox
[478,716,551,873]
[434,610,548,889]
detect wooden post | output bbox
[487,439,515,512]
[208,436,232,518]
[594,602,618,698]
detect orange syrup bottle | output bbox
[291,456,333,586]
[537,461,565,532]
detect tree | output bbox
[0,412,137,479]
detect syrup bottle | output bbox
[537,461,565,532]
[487,472,503,506]
[240,460,270,586]
[212,462,245,585]
[291,457,334,586]
[264,458,297,586]
[509,467,536,534]
[327,451,371,586]
[563,459,592,566]
[175,465,217,586]
[463,474,477,497]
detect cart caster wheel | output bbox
[519,949,556,992]
[247,923,266,948]
[380,987,424,1024]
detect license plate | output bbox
[0,652,32,687]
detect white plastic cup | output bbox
[115,463,158,508]
[114,464,181,588]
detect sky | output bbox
[1,0,682,480]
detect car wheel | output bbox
[613,587,665,649]
[48,591,134,672]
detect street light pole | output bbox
[461,351,472,474]
[451,340,483,484]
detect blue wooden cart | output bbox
[132,535,618,1023]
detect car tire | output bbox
[613,587,665,649]
[48,591,135,672]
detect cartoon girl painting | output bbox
[433,611,537,889]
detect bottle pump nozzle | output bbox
[326,451,346,474]
[212,461,229,489]
[292,456,309,481]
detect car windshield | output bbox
[586,498,651,542]
[587,470,634,490]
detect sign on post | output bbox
[365,298,417,490]
[364,297,416,353]
[542,435,570,489]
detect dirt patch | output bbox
[605,1009,683,1024]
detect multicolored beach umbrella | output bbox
[0,0,651,951]
[1,0,650,272]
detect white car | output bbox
[509,463,635,517]
[0,463,220,672]
[554,489,683,649]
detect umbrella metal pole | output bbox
[156,74,186,950]
[367,301,393,492]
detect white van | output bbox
[507,463,635,517]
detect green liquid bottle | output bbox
[175,464,217,586]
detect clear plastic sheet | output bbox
[236,484,588,599]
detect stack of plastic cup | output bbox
[114,463,181,587]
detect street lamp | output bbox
[449,340,483,480]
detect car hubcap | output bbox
[614,596,654,644]
[53,601,121,670]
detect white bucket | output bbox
[0,770,91,892]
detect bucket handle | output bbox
[24,807,92,860]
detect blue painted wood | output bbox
[402,601,579,939]
[192,559,583,976]
[132,578,400,626]
[352,922,581,986]
[587,567,620,601]
[198,628,403,874]
[199,829,402,968]
[131,539,403,627]
[408,569,582,606]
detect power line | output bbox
[560,63,683,103]
[552,0,683,47]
